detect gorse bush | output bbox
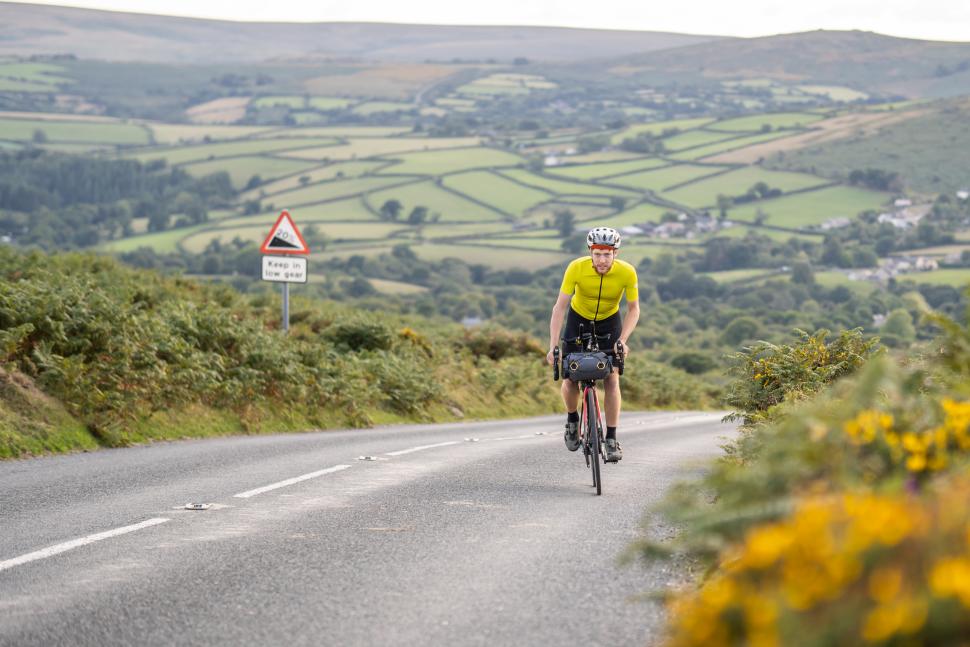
[666,477,970,647]
[644,301,970,646]
[724,328,880,425]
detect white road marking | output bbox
[0,518,170,573]
[385,441,460,456]
[483,434,539,442]
[233,464,352,498]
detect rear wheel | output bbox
[586,387,602,495]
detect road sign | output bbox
[260,210,309,255]
[262,256,307,284]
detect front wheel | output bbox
[586,387,601,496]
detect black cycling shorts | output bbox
[561,308,622,355]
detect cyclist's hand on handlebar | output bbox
[614,340,627,357]
[546,349,556,366]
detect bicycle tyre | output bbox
[586,387,602,496]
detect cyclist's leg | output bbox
[604,371,620,428]
[604,371,623,461]
[561,377,580,412]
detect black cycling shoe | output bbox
[564,420,580,451]
[604,438,623,462]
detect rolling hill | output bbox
[593,30,970,98]
[0,2,723,63]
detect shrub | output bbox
[724,328,880,425]
[671,351,717,375]
[322,317,393,351]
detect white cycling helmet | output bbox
[586,226,621,249]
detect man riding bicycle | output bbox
[546,227,640,462]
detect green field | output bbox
[252,96,305,109]
[702,268,783,283]
[149,124,276,144]
[499,169,639,198]
[280,137,481,161]
[662,167,830,208]
[546,157,668,180]
[364,180,504,222]
[131,137,339,165]
[380,147,524,175]
[268,175,417,208]
[100,224,207,254]
[708,112,823,132]
[216,199,377,229]
[600,202,671,225]
[257,126,412,138]
[606,164,728,191]
[0,117,150,144]
[241,160,388,199]
[412,243,568,270]
[308,97,355,110]
[181,221,408,253]
[727,185,889,228]
[661,129,741,151]
[417,222,515,240]
[352,101,415,115]
[668,130,797,161]
[442,170,552,215]
[896,269,970,287]
[797,85,868,102]
[181,156,319,187]
[610,118,715,144]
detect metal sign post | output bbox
[259,211,309,334]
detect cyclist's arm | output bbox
[548,291,572,352]
[617,299,640,351]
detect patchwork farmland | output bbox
[4,100,952,288]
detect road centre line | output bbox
[233,464,352,498]
[0,518,171,573]
[385,441,461,456]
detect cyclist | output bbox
[546,227,640,462]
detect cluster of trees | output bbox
[0,150,234,249]
[377,199,440,224]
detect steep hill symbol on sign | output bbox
[260,211,309,255]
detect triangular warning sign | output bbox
[260,211,309,255]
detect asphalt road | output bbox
[0,411,733,647]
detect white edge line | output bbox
[233,464,352,499]
[0,518,170,573]
[385,441,461,457]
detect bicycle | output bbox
[553,324,624,496]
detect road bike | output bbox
[553,325,624,496]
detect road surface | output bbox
[0,411,733,647]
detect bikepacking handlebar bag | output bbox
[564,351,613,381]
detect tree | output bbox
[245,175,262,190]
[407,206,428,225]
[32,129,47,144]
[147,211,170,232]
[554,209,576,238]
[881,308,916,343]
[379,199,403,221]
[721,316,761,346]
[791,261,815,285]
[298,175,311,187]
[716,194,734,220]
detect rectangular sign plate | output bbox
[261,256,307,283]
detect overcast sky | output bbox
[17,0,970,41]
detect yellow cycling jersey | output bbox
[559,257,639,320]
